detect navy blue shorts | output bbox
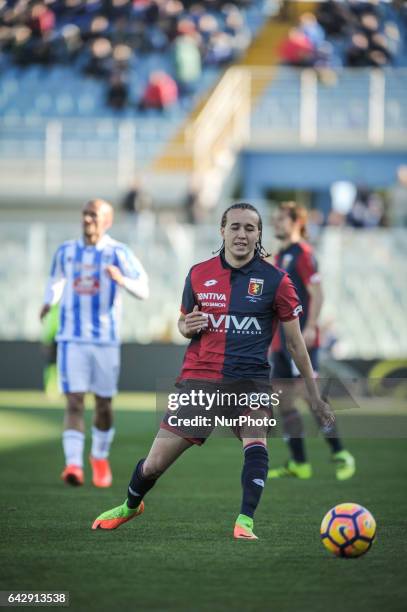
[271,348,319,379]
[160,378,276,446]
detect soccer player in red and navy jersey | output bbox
[92,203,334,539]
[268,202,355,480]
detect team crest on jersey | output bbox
[73,276,100,295]
[281,254,293,269]
[248,278,264,297]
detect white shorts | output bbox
[57,341,120,397]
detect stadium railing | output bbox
[250,66,407,147]
[0,222,406,359]
[1,67,406,205]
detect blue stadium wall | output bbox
[240,150,407,210]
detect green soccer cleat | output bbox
[333,450,356,480]
[268,460,312,480]
[92,500,144,530]
[234,514,258,540]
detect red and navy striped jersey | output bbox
[272,241,320,352]
[179,252,302,380]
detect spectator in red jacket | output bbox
[139,70,178,110]
[29,2,55,38]
[279,27,316,67]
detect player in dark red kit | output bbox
[92,203,334,540]
[268,202,355,480]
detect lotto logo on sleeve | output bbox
[248,278,264,297]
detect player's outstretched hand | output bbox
[39,304,50,321]
[105,265,124,286]
[185,305,208,335]
[311,398,335,429]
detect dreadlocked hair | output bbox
[278,201,309,239]
[212,202,271,258]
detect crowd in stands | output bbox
[0,0,258,111]
[280,1,406,70]
[325,183,386,228]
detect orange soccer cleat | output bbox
[92,501,145,530]
[233,524,258,540]
[234,514,258,540]
[89,456,112,488]
[61,464,84,487]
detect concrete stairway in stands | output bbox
[151,3,315,176]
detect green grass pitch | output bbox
[1,392,406,611]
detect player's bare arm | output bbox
[303,281,323,348]
[282,317,334,428]
[105,264,149,300]
[178,305,208,339]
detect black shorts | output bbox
[271,348,319,379]
[160,378,277,446]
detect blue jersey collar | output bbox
[219,250,260,275]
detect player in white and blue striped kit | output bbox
[40,199,149,488]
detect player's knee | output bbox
[66,393,85,415]
[95,396,112,414]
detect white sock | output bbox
[62,429,85,467]
[91,427,115,459]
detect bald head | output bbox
[85,198,114,220]
[82,199,114,245]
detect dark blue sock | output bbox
[288,437,307,463]
[127,459,157,508]
[283,408,307,463]
[323,424,344,454]
[240,444,269,518]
